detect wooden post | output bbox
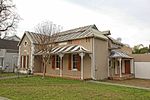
[79,53,85,80]
[59,53,64,77]
[119,58,122,77]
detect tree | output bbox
[34,21,62,77]
[34,21,62,35]
[132,44,149,54]
[116,37,122,42]
[0,0,20,38]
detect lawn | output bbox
[105,79,150,88]
[0,76,150,100]
[0,72,17,77]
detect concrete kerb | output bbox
[87,80,150,90]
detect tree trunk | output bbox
[43,59,46,78]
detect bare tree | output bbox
[35,21,62,35]
[34,21,62,77]
[0,0,20,38]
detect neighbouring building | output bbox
[0,39,19,72]
[18,25,134,80]
[4,35,20,41]
[131,54,150,79]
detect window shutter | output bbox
[27,55,29,68]
[52,55,55,69]
[77,55,81,71]
[68,54,71,70]
[23,56,26,68]
[20,56,22,68]
[62,57,63,70]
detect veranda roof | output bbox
[34,45,91,55]
[110,50,132,58]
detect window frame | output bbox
[72,54,79,71]
[24,41,28,47]
[55,55,60,69]
[21,55,29,69]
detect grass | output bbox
[105,78,150,88]
[0,72,17,77]
[0,76,150,100]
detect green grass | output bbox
[0,72,16,77]
[0,76,150,100]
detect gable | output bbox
[19,34,32,47]
[18,32,33,46]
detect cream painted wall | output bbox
[46,54,81,79]
[94,38,108,80]
[19,35,32,69]
[83,54,91,79]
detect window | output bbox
[58,42,67,46]
[56,55,60,69]
[0,58,3,66]
[21,55,29,69]
[117,61,119,66]
[52,55,55,69]
[24,41,27,46]
[25,42,27,45]
[109,60,111,67]
[72,54,80,70]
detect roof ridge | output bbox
[54,24,96,36]
[20,24,108,45]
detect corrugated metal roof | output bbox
[107,36,123,46]
[0,39,19,50]
[34,45,91,55]
[110,50,132,58]
[20,25,108,45]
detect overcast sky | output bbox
[14,0,150,47]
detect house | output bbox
[0,39,19,72]
[4,35,20,41]
[18,25,134,80]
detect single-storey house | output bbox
[18,25,134,80]
[0,39,19,72]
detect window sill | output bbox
[55,68,60,70]
[72,69,77,71]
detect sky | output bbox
[13,0,150,47]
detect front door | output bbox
[125,60,130,74]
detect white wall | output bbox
[135,62,150,79]
[3,52,18,72]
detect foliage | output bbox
[0,0,20,38]
[132,44,149,54]
[0,76,150,100]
